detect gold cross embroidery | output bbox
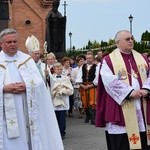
[9,120,16,126]
[30,80,36,86]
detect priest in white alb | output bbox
[0,28,64,150]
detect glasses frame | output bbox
[124,36,134,42]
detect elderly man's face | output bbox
[117,31,134,53]
[0,33,18,56]
[31,50,41,63]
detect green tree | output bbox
[100,40,108,47]
[141,30,150,41]
[108,39,115,45]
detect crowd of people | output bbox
[24,32,104,146]
[1,28,150,150]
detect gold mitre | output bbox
[25,35,40,53]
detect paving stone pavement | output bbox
[63,111,107,150]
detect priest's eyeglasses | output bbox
[125,36,134,42]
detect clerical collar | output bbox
[119,49,132,54]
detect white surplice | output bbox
[101,59,145,134]
[0,50,64,150]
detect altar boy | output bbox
[50,62,73,139]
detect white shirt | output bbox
[76,64,99,86]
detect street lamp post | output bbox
[69,32,72,52]
[128,14,133,34]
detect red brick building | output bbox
[1,0,53,53]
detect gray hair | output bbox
[47,52,56,59]
[114,30,130,43]
[0,28,18,41]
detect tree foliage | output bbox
[141,30,150,41]
[67,31,150,57]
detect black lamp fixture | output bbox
[128,14,133,34]
[69,32,72,51]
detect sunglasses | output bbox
[124,36,134,41]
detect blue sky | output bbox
[59,0,149,49]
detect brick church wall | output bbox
[8,0,53,53]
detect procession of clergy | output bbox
[25,34,100,129]
[1,28,150,150]
[25,32,150,150]
[0,28,101,150]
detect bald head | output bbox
[114,30,134,53]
